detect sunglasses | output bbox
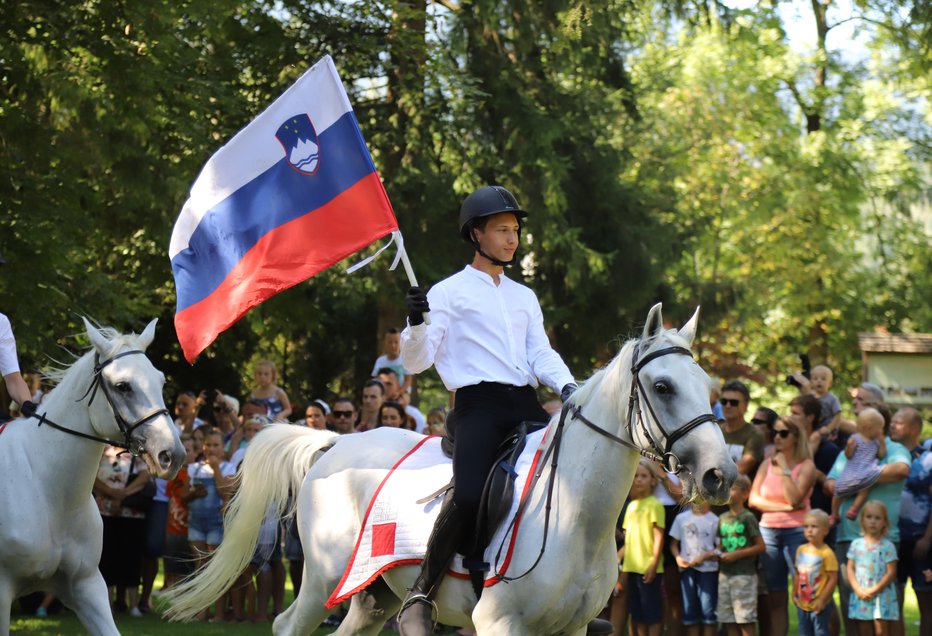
[773,429,791,438]
[213,405,229,412]
[332,410,354,418]
[750,418,770,426]
[720,398,742,407]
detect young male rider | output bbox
[400,186,610,635]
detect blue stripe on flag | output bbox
[171,111,376,311]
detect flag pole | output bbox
[394,233,431,326]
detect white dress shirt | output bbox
[0,313,20,377]
[401,265,573,393]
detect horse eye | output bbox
[114,381,132,394]
[653,381,673,395]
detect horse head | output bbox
[627,303,737,504]
[83,318,185,478]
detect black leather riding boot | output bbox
[398,499,463,636]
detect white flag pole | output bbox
[394,232,431,326]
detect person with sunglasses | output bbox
[749,418,816,636]
[329,397,357,434]
[750,406,779,458]
[719,380,765,478]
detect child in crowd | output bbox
[792,509,837,636]
[191,426,206,461]
[248,359,292,421]
[808,365,842,430]
[187,430,236,621]
[426,407,447,436]
[621,459,665,636]
[371,327,412,395]
[717,475,765,636]
[831,408,886,523]
[164,436,196,590]
[670,500,719,636]
[846,500,898,635]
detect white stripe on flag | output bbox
[169,55,353,260]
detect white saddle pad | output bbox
[326,426,551,608]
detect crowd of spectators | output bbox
[11,329,931,636]
[610,372,932,636]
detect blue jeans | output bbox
[680,569,718,625]
[796,604,833,636]
[760,525,806,591]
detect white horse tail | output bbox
[164,424,339,621]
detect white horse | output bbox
[0,318,185,636]
[166,303,737,635]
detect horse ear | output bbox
[678,306,701,348]
[138,318,158,351]
[82,317,111,355]
[641,302,664,341]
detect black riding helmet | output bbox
[458,186,528,266]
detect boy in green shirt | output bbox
[716,475,765,636]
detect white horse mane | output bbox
[573,327,692,419]
[43,323,142,386]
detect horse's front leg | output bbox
[0,578,12,636]
[59,571,121,636]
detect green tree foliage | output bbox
[625,1,932,397]
[1,0,928,414]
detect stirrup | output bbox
[398,593,439,624]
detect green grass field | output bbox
[10,576,923,635]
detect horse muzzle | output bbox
[143,432,186,479]
[699,462,737,505]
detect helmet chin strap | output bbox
[470,229,518,267]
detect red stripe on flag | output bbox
[175,173,397,362]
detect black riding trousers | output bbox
[451,382,549,526]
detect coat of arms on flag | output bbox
[276,115,320,175]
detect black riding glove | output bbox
[405,286,430,326]
[561,382,578,403]
[20,400,37,417]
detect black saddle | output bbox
[437,415,536,598]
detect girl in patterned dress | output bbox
[845,500,898,635]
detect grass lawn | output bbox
[10,574,923,634]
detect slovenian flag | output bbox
[169,56,398,363]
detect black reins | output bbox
[24,350,170,455]
[492,342,717,584]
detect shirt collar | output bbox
[463,264,509,285]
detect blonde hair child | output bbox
[248,360,292,421]
[845,500,899,634]
[620,459,665,636]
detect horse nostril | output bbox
[702,467,724,495]
[158,450,172,469]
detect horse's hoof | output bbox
[586,617,614,635]
[397,597,436,636]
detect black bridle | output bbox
[492,341,717,584]
[24,350,170,456]
[569,343,718,474]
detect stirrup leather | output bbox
[398,593,439,624]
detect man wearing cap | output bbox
[399,186,606,635]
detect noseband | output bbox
[24,350,170,456]
[569,344,718,473]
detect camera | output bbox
[786,353,812,387]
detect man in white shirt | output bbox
[0,311,36,418]
[398,186,584,635]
